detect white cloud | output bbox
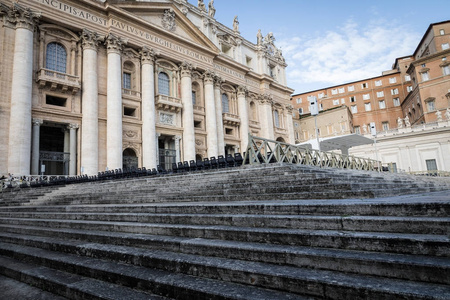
[278,20,420,93]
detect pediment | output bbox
[112,1,219,53]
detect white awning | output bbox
[296,134,373,153]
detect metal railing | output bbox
[243,134,380,172]
[1,175,71,192]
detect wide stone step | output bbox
[0,218,447,256]
[0,242,308,300]
[0,231,448,285]
[0,274,68,300]
[0,212,447,234]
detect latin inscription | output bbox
[213,64,244,79]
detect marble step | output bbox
[0,242,308,300]
[0,231,448,285]
[0,212,447,234]
[0,218,447,256]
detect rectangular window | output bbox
[407,86,413,92]
[391,88,399,95]
[354,126,360,134]
[440,29,445,35]
[382,121,389,131]
[332,99,340,105]
[405,74,411,81]
[393,98,400,106]
[364,102,371,111]
[123,106,136,117]
[225,128,233,135]
[421,72,430,81]
[427,100,435,111]
[348,85,355,92]
[443,65,450,76]
[331,88,338,95]
[376,91,384,97]
[361,83,368,89]
[375,80,382,86]
[351,105,357,113]
[442,43,450,50]
[363,94,370,100]
[350,96,356,103]
[426,159,437,171]
[389,77,397,84]
[338,87,345,93]
[318,93,325,99]
[192,91,196,105]
[341,98,345,104]
[123,72,131,89]
[319,103,323,110]
[379,100,386,109]
[46,95,67,107]
[296,98,302,104]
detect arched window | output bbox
[274,110,280,127]
[222,93,229,113]
[249,101,257,120]
[158,72,170,96]
[46,42,66,73]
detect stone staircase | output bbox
[0,163,449,299]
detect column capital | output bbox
[173,135,182,141]
[237,85,248,97]
[68,123,79,130]
[213,75,223,88]
[80,28,102,51]
[179,61,193,78]
[1,3,41,31]
[105,33,127,54]
[140,46,156,65]
[202,70,215,84]
[32,118,43,126]
[285,104,293,113]
[258,93,273,105]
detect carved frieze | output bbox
[159,112,175,125]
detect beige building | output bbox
[0,0,294,176]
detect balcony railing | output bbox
[36,68,80,94]
[155,94,183,112]
[222,112,240,126]
[122,88,141,98]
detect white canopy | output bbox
[296,134,374,155]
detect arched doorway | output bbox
[122,148,138,170]
[276,137,286,143]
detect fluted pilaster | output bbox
[203,70,218,157]
[180,61,196,162]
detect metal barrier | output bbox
[0,175,70,192]
[243,135,380,172]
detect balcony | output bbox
[223,113,240,126]
[155,94,183,112]
[122,88,141,100]
[36,68,80,94]
[249,120,261,129]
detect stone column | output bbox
[80,29,101,175]
[105,33,126,170]
[285,105,295,144]
[155,133,161,166]
[237,85,249,153]
[180,61,196,162]
[63,127,70,175]
[174,135,181,163]
[7,4,40,175]
[259,94,275,140]
[31,119,43,175]
[203,70,218,158]
[214,75,225,156]
[140,46,157,169]
[68,124,78,175]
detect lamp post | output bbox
[308,96,320,151]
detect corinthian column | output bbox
[105,33,126,170]
[203,70,218,158]
[214,75,225,156]
[180,61,196,162]
[31,118,43,175]
[259,94,275,140]
[68,124,78,175]
[140,46,157,169]
[285,105,295,144]
[6,4,40,175]
[80,29,101,175]
[237,86,249,152]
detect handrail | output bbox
[243,134,381,172]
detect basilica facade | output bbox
[0,0,294,176]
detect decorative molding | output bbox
[123,130,138,139]
[80,28,101,51]
[202,70,215,84]
[237,85,247,97]
[140,46,156,64]
[32,118,43,126]
[179,61,193,77]
[105,33,126,54]
[1,3,41,31]
[159,112,175,125]
[68,123,79,130]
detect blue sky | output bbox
[187,0,449,94]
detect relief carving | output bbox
[161,9,176,32]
